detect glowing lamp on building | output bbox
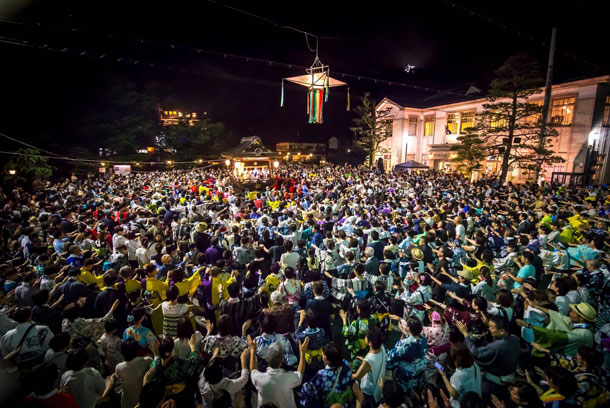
[8,169,16,175]
[198,159,203,164]
[100,162,106,167]
[273,161,280,168]
[225,159,231,166]
[166,160,173,165]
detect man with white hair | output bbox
[364,246,379,276]
[249,335,309,408]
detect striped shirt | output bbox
[330,277,370,300]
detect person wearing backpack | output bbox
[300,342,353,408]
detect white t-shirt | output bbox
[60,367,106,408]
[162,302,188,317]
[360,347,387,403]
[115,357,152,408]
[449,363,482,408]
[199,368,249,407]
[135,247,151,267]
[251,367,302,408]
[455,224,466,242]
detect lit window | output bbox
[527,100,543,123]
[164,111,168,115]
[550,97,575,126]
[490,110,506,128]
[446,113,459,134]
[459,111,475,133]
[424,115,435,136]
[603,96,610,127]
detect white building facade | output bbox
[377,76,610,183]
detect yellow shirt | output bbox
[167,269,202,297]
[123,279,142,294]
[146,277,168,306]
[463,261,495,284]
[79,267,104,288]
[263,273,281,294]
[211,274,233,306]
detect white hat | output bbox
[270,290,285,304]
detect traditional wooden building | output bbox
[222,136,280,177]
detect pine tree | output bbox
[479,54,563,181]
[350,93,392,167]
[450,126,487,176]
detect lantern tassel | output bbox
[324,75,329,102]
[280,79,284,107]
[307,89,310,115]
[346,86,351,111]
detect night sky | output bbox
[1,0,609,153]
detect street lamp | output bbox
[8,169,16,175]
[347,149,351,153]
[273,161,279,168]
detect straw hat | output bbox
[411,248,424,261]
[569,302,596,322]
[457,269,474,281]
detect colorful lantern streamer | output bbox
[282,56,347,124]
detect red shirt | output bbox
[24,392,79,408]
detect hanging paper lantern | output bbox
[281,57,349,124]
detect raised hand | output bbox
[298,337,310,355]
[491,395,505,408]
[455,320,469,337]
[247,335,256,350]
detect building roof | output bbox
[222,136,278,158]
[378,75,610,111]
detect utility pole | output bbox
[536,27,557,184]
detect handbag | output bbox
[324,366,353,407]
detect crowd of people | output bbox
[0,163,609,408]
